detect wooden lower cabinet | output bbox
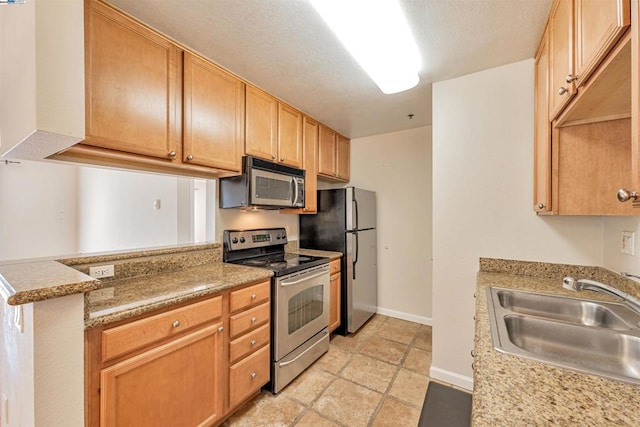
[100,324,224,427]
[86,280,272,426]
[329,259,341,333]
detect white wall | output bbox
[348,127,432,324]
[0,160,78,261]
[603,217,640,275]
[77,168,183,253]
[432,59,604,389]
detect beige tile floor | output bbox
[223,314,433,427]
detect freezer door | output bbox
[346,187,377,231]
[346,229,377,333]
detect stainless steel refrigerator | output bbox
[299,187,377,335]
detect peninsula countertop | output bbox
[473,258,640,426]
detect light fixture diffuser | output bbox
[310,0,421,94]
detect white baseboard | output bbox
[429,366,473,391]
[376,307,432,326]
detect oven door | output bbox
[250,168,303,207]
[274,265,330,360]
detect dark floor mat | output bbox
[418,381,472,427]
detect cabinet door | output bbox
[183,52,244,172]
[534,29,552,213]
[329,272,341,333]
[85,0,181,159]
[550,0,576,119]
[575,0,630,88]
[245,85,278,161]
[278,103,303,168]
[336,134,351,181]
[100,324,224,427]
[318,125,337,177]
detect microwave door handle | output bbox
[291,177,299,206]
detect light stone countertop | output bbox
[86,262,273,329]
[289,248,342,260]
[0,260,99,305]
[473,258,640,426]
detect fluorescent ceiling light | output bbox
[310,0,421,94]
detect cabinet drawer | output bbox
[229,345,270,408]
[230,323,270,364]
[102,296,223,362]
[230,302,270,339]
[230,280,270,313]
[329,259,340,274]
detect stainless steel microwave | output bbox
[219,156,305,209]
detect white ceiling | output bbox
[107,0,552,139]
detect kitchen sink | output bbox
[487,287,640,385]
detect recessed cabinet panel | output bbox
[336,134,350,181]
[550,0,576,119]
[85,0,180,159]
[183,52,244,172]
[278,104,303,168]
[245,85,278,161]
[534,29,552,213]
[318,125,337,177]
[575,0,630,88]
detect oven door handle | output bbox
[277,330,328,367]
[280,270,328,287]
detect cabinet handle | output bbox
[218,326,224,332]
[251,339,257,346]
[536,202,546,210]
[271,154,276,160]
[617,188,639,203]
[471,350,476,358]
[280,157,284,162]
[186,154,194,161]
[172,320,180,328]
[251,317,257,323]
[251,372,257,379]
[471,362,476,370]
[168,151,176,157]
[251,294,257,300]
[565,74,577,83]
[558,87,569,96]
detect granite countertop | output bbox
[86,262,273,328]
[290,248,342,260]
[473,259,640,426]
[0,260,99,305]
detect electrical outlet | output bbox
[622,231,635,255]
[88,287,115,303]
[89,264,115,278]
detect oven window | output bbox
[288,285,324,334]
[255,176,291,201]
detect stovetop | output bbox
[229,252,329,277]
[223,228,329,277]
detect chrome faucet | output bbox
[563,277,640,314]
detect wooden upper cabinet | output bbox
[550,0,576,119]
[575,0,630,88]
[282,116,319,214]
[245,85,278,161]
[183,52,244,172]
[534,28,552,214]
[85,0,181,160]
[277,103,303,168]
[318,125,337,177]
[336,134,350,181]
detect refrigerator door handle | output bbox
[353,232,358,279]
[353,194,359,230]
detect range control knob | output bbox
[231,237,238,244]
[240,237,246,243]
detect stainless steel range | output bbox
[223,228,330,393]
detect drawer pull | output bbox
[251,339,257,346]
[218,326,224,333]
[251,317,257,323]
[251,294,257,300]
[172,320,180,328]
[251,372,257,379]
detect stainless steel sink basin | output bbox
[496,288,636,331]
[487,287,640,385]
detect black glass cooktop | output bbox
[230,253,329,276]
